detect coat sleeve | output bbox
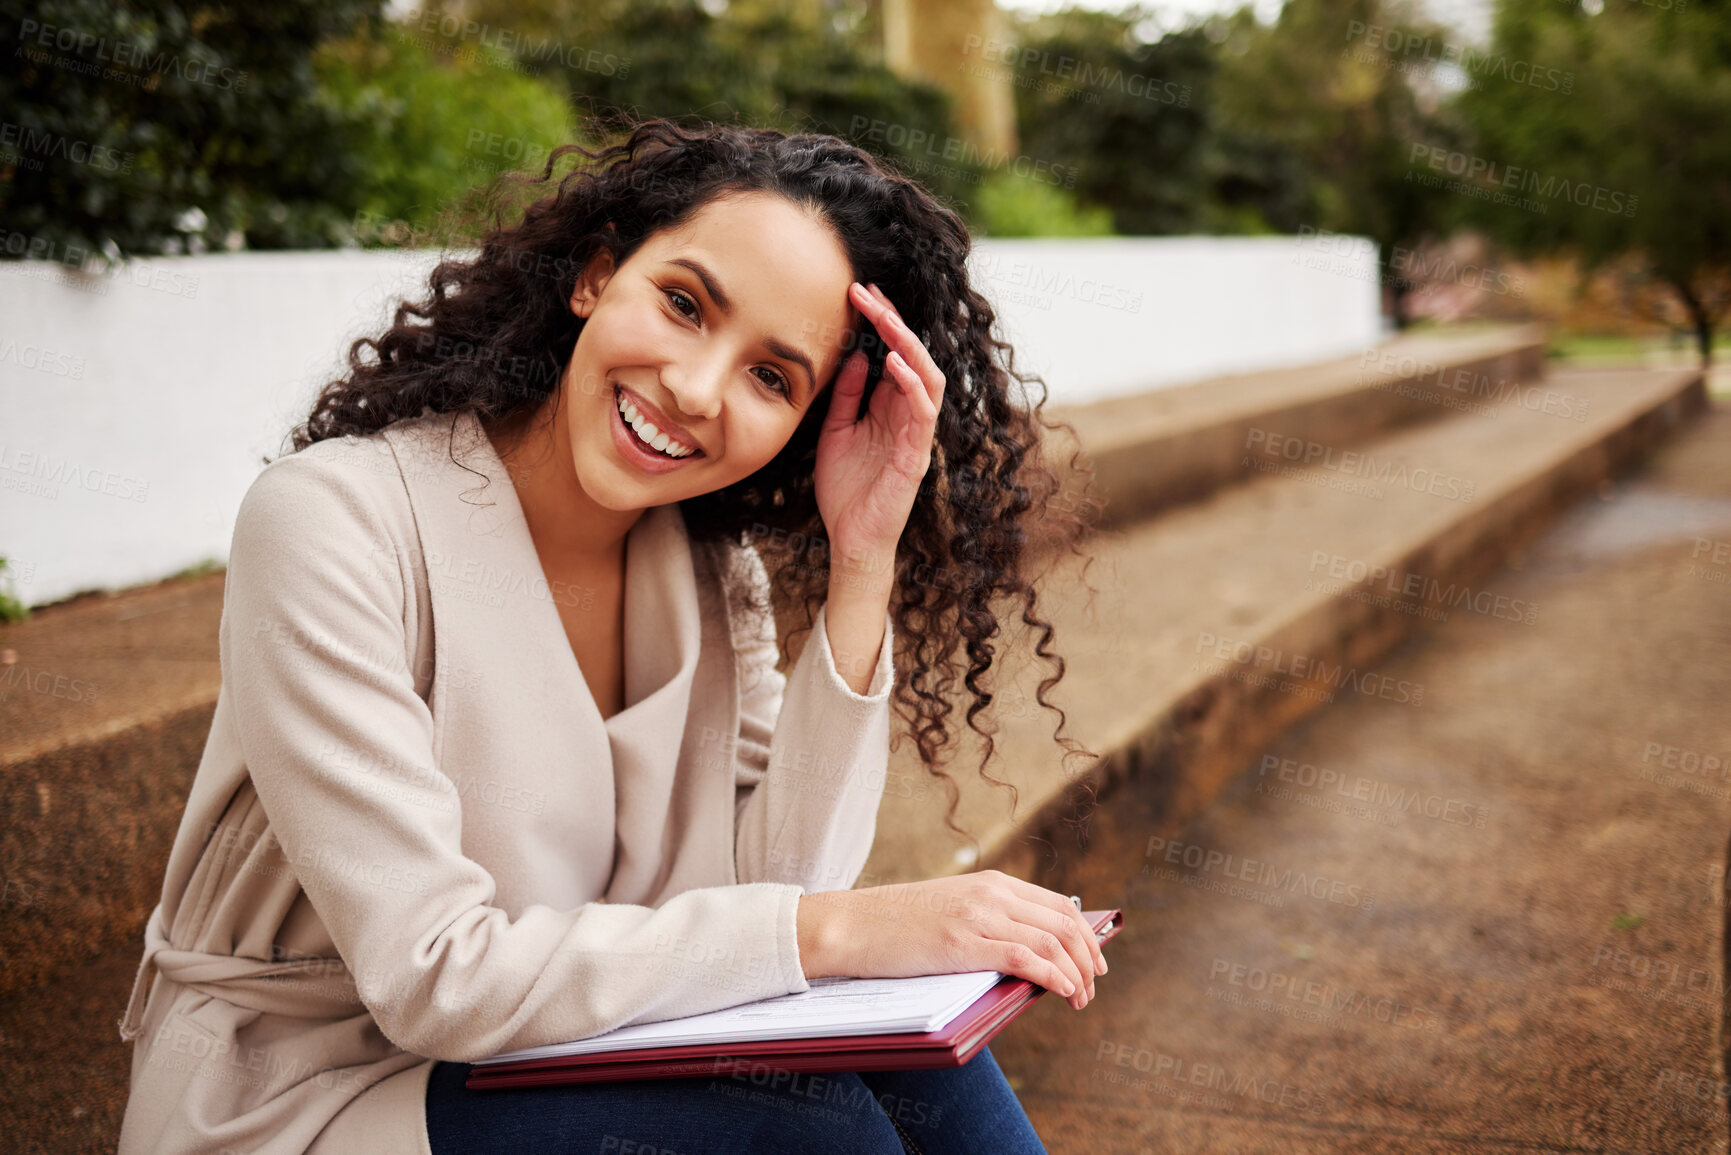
[223,452,811,1063]
[728,544,895,895]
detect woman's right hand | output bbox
[795,870,1106,1010]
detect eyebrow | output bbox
[666,257,818,398]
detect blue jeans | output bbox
[425,1047,1048,1154]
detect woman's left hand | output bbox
[814,282,945,587]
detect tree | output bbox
[1,0,385,256]
[454,0,977,212]
[1006,8,1221,235]
[1000,0,1455,325]
[1210,0,1458,324]
[315,23,575,242]
[1458,1,1731,363]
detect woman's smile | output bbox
[610,382,705,474]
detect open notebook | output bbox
[467,908,1122,1088]
[478,967,1008,1065]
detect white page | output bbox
[475,968,1007,1066]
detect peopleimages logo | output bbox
[1345,21,1574,95]
[394,8,630,77]
[847,118,1079,188]
[0,123,135,173]
[16,18,250,91]
[1407,144,1637,217]
[960,35,1192,106]
[1193,630,1425,707]
[1244,428,1476,503]
[1143,836,1375,909]
[1256,755,1490,828]
[1207,956,1446,1032]
[1093,1040,1327,1113]
[1306,550,1539,626]
[0,444,149,502]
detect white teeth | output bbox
[616,391,693,458]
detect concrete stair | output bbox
[0,325,1705,1152]
[1042,323,1546,530]
[859,360,1706,887]
[1,573,225,999]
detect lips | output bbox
[615,385,702,458]
[609,384,703,474]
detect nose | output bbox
[659,342,729,424]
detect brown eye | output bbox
[665,288,699,320]
[752,367,790,396]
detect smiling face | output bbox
[561,190,857,513]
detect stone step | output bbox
[858,364,1707,889]
[1036,323,1547,534]
[0,575,224,998]
[0,329,1549,996]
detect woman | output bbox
[117,119,1102,1154]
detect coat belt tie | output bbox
[119,905,366,1042]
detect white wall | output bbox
[966,235,1383,403]
[0,236,1380,608]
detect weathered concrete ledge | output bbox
[860,365,1706,890]
[1037,324,1548,532]
[0,575,223,998]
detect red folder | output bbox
[466,908,1123,1090]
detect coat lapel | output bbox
[603,495,703,902]
[378,411,739,913]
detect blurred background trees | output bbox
[1,0,386,253]
[2,0,1726,358]
[1457,0,1731,362]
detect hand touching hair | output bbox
[289,118,1104,854]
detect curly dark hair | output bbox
[284,117,1103,857]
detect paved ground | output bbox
[0,945,139,1154]
[992,402,1731,1152]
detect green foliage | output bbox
[0,0,385,256]
[0,556,28,623]
[1006,10,1221,235]
[762,21,972,209]
[1459,1,1731,359]
[1211,0,1458,310]
[316,26,575,241]
[456,0,977,209]
[972,170,1114,237]
[165,557,225,582]
[999,0,1454,272]
[14,0,1723,309]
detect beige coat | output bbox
[116,410,895,1154]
